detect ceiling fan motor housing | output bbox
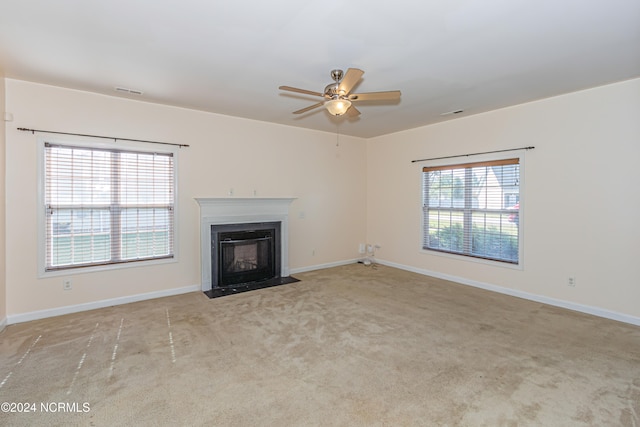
[325,69,345,97]
[324,82,340,97]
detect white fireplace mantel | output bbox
[195,198,296,291]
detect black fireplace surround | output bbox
[205,221,298,298]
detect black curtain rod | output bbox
[17,127,189,148]
[411,146,535,163]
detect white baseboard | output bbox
[376,259,640,327]
[7,259,638,328]
[290,259,359,275]
[5,259,359,325]
[6,284,200,325]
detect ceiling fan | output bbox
[279,68,401,117]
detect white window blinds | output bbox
[44,142,175,271]
[422,158,520,264]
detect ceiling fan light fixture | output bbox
[324,98,352,116]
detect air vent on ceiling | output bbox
[115,87,143,95]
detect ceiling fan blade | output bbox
[293,102,324,114]
[346,105,361,117]
[337,68,364,95]
[279,86,324,98]
[349,90,401,101]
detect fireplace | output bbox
[196,198,298,298]
[211,222,280,288]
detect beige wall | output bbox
[4,77,639,323]
[0,75,6,327]
[4,79,367,318]
[367,78,640,320]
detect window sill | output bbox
[39,256,177,279]
[420,248,523,271]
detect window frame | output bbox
[420,151,524,269]
[37,136,179,277]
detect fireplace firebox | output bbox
[211,222,281,289]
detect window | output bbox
[43,142,175,271]
[422,157,520,264]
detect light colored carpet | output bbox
[1,264,639,426]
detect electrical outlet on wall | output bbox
[568,276,576,287]
[63,279,72,290]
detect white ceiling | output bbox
[1,0,639,138]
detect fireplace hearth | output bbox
[203,275,300,299]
